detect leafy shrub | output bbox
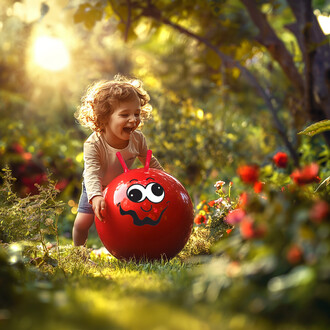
[179,181,235,259]
[0,168,64,256]
[192,148,330,324]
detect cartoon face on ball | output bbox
[118,177,169,226]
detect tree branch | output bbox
[124,0,132,42]
[240,0,304,95]
[138,2,300,165]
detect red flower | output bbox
[55,179,69,191]
[22,173,47,194]
[226,228,233,234]
[239,192,248,208]
[226,208,245,225]
[286,245,303,264]
[273,152,288,168]
[240,216,266,239]
[12,142,24,154]
[253,181,264,193]
[290,163,320,185]
[237,165,259,184]
[22,152,33,161]
[194,214,207,225]
[208,200,216,207]
[309,200,329,223]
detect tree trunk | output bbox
[286,0,330,145]
[242,0,330,145]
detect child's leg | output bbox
[74,181,94,246]
[72,212,94,246]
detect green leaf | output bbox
[205,49,222,70]
[73,3,104,30]
[298,120,330,137]
[73,4,90,24]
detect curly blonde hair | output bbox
[75,74,152,132]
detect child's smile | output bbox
[123,127,134,134]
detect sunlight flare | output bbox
[33,36,70,71]
[316,14,330,35]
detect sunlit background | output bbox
[315,11,330,34]
[0,0,328,204]
[1,0,329,213]
[33,36,70,71]
[9,1,330,75]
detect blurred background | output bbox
[1,0,329,240]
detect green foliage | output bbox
[297,122,330,197]
[0,168,64,254]
[192,153,330,324]
[178,227,212,259]
[73,2,105,30]
[298,120,330,137]
[144,99,226,190]
[179,181,236,259]
[0,245,24,308]
[0,139,329,328]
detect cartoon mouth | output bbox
[118,202,169,226]
[141,205,152,212]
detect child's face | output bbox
[103,95,141,148]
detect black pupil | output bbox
[128,189,142,202]
[151,183,163,196]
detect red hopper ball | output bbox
[95,150,194,261]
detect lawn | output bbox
[2,237,329,330]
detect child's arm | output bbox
[83,138,105,219]
[148,155,163,170]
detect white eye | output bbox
[145,182,165,203]
[127,184,146,203]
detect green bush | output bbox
[192,147,330,324]
[0,168,64,254]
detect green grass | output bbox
[1,245,320,330]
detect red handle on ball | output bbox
[144,150,152,172]
[116,152,129,173]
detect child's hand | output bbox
[91,196,106,221]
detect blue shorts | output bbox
[77,182,94,214]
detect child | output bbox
[73,74,163,246]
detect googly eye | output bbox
[127,184,146,203]
[145,182,165,203]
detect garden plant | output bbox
[1,122,329,329]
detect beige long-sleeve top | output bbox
[83,130,163,202]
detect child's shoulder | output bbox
[85,132,101,144]
[132,129,145,138]
[131,130,146,143]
